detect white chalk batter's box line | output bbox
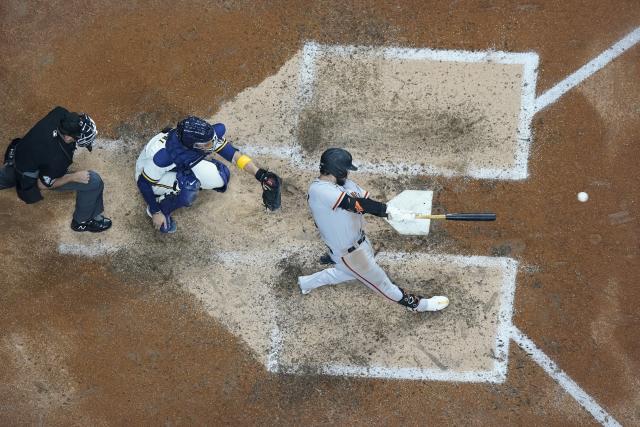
[63,29,638,425]
[245,42,539,180]
[57,242,516,382]
[53,243,622,424]
[58,241,119,257]
[267,252,518,383]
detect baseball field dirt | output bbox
[1,1,639,425]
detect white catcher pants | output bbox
[298,239,403,302]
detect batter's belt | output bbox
[329,232,366,256]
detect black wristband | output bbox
[338,195,388,217]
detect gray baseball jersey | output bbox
[307,178,370,255]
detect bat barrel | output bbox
[445,213,496,221]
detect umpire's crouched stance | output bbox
[0,106,112,232]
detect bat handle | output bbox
[445,213,496,221]
[414,214,446,220]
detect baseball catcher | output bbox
[135,116,281,233]
[298,148,448,312]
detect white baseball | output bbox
[577,192,589,202]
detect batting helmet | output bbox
[320,148,358,179]
[60,112,97,151]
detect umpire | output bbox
[0,106,112,232]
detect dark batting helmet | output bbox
[319,148,358,180]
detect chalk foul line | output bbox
[510,326,621,427]
[534,27,640,113]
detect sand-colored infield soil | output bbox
[1,1,639,425]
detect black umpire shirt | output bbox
[14,106,76,203]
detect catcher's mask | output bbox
[201,123,226,153]
[60,112,98,151]
[320,148,358,183]
[177,117,226,154]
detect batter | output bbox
[298,148,449,312]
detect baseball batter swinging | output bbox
[298,148,449,312]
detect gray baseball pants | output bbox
[0,165,105,223]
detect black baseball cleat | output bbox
[398,288,449,312]
[71,216,113,233]
[319,253,335,265]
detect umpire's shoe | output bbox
[71,215,112,233]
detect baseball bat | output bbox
[414,213,496,221]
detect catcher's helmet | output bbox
[60,112,97,151]
[177,116,225,153]
[320,148,358,179]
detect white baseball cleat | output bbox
[417,296,449,312]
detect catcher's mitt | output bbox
[255,168,281,211]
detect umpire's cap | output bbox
[320,147,358,179]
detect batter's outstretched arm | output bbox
[337,194,387,217]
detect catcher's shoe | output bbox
[160,217,177,234]
[146,206,177,234]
